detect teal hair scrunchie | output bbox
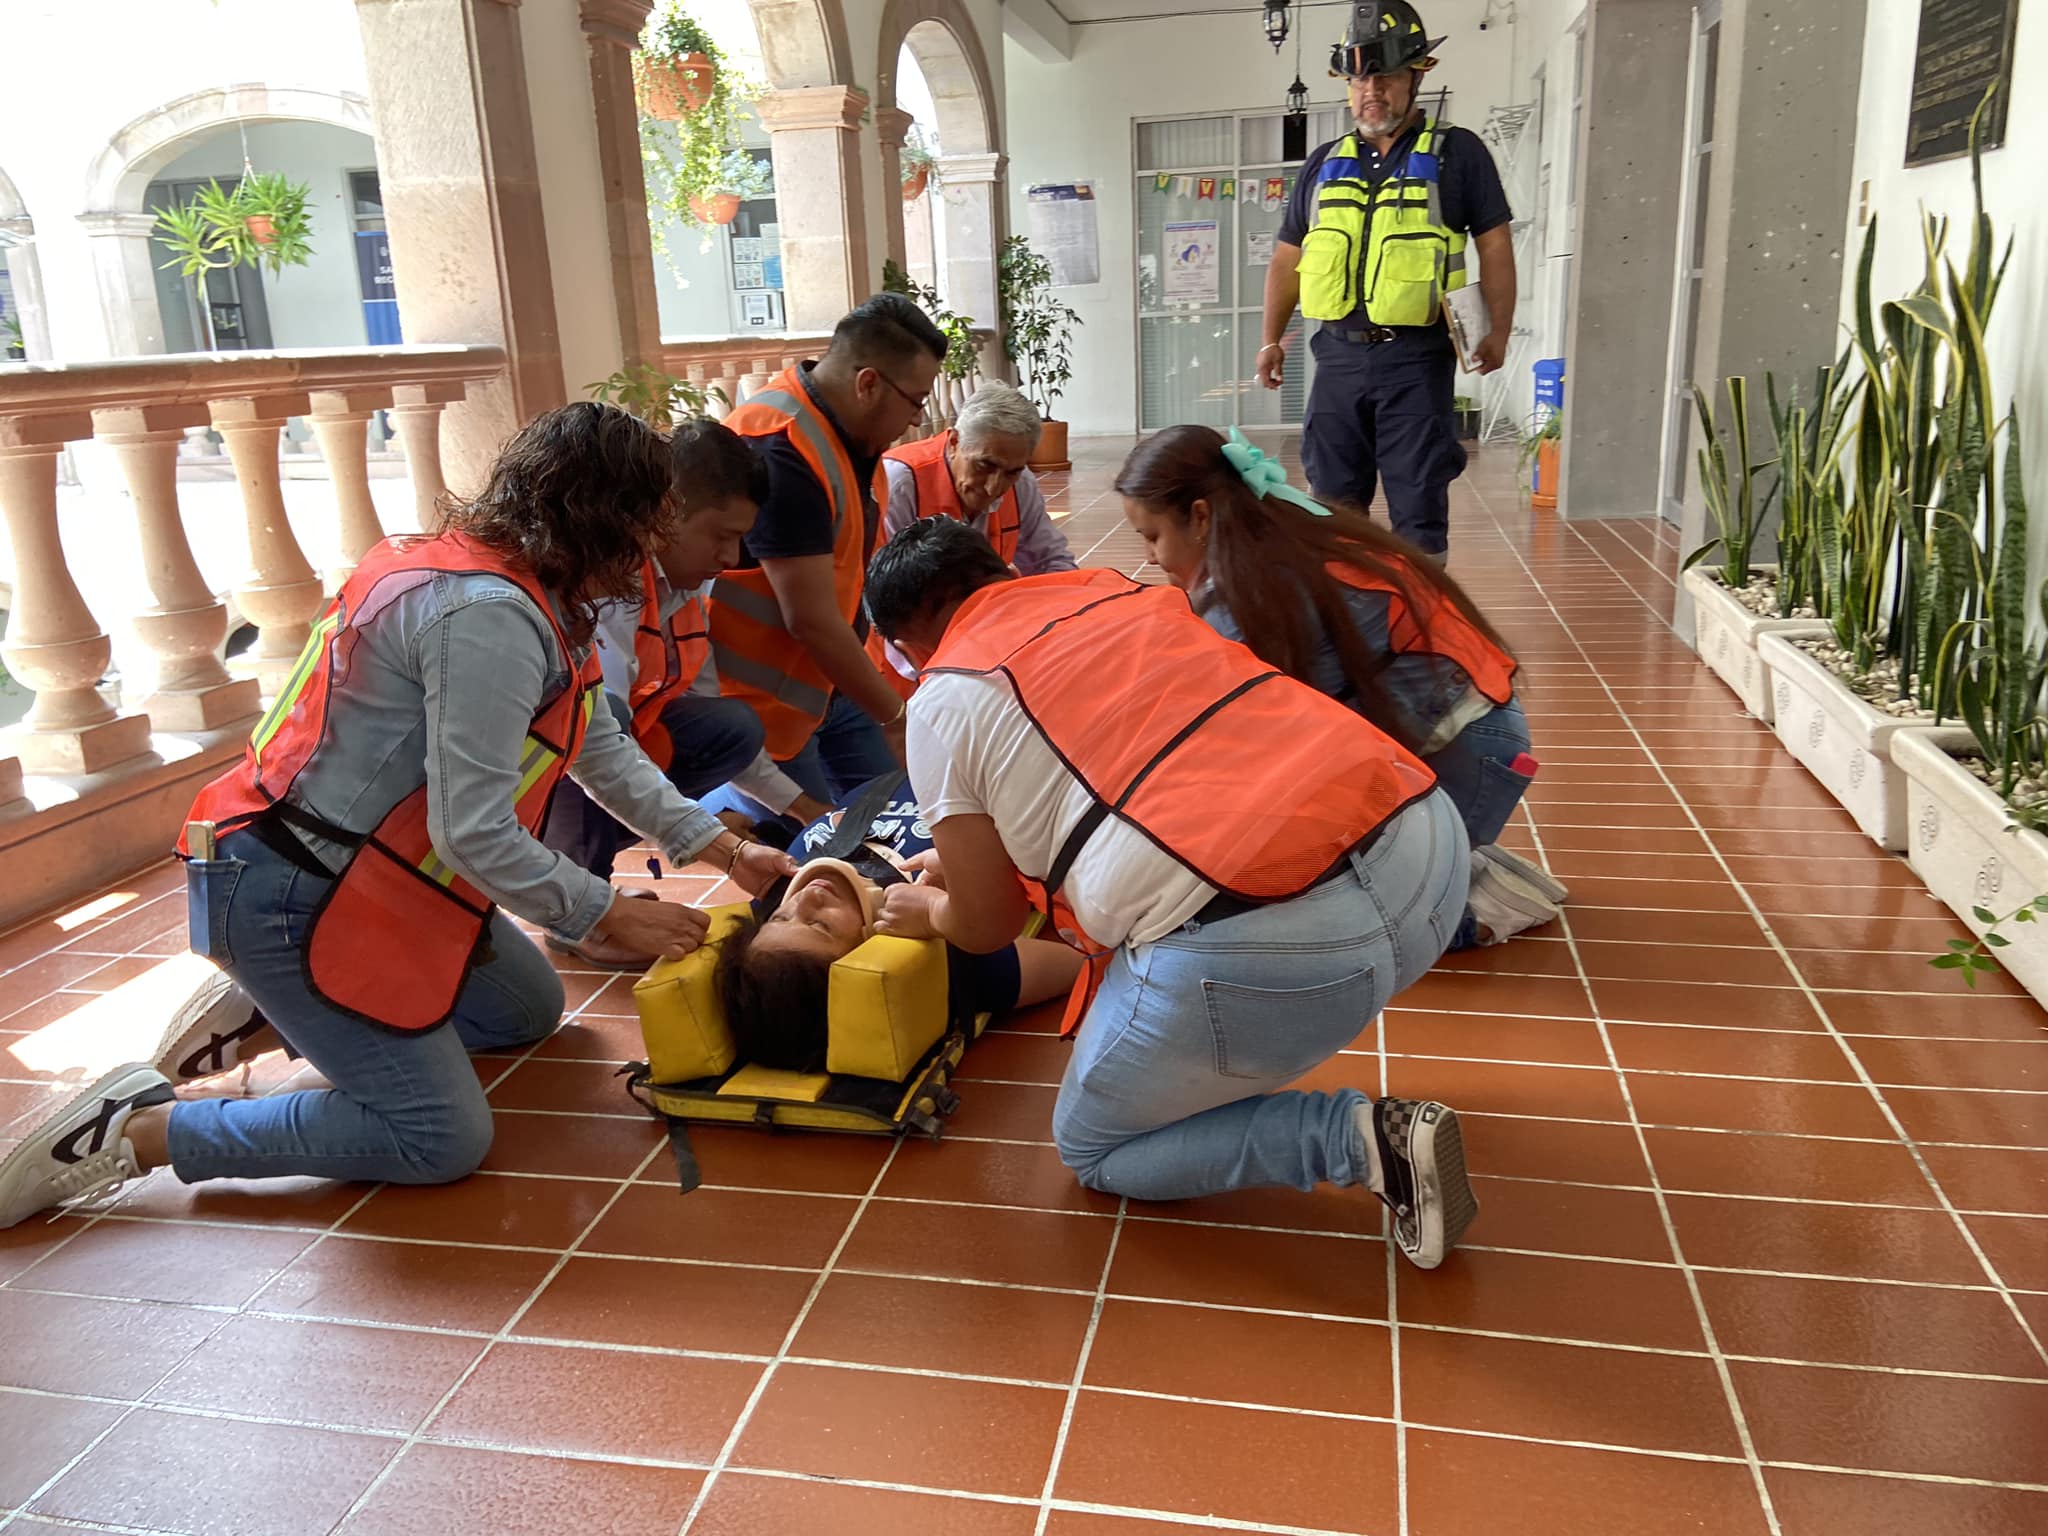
[1219,427,1331,516]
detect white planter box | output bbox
[1681,566,1827,723]
[1757,632,1973,850]
[1893,729,2048,1004]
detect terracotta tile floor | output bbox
[3,438,2046,1535]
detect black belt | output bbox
[1326,324,1400,344]
[1193,826,1383,927]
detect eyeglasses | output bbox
[872,369,930,414]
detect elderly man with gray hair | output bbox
[880,381,1077,575]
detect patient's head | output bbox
[714,861,879,1072]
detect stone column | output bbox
[0,421,153,773]
[1558,0,1693,522]
[876,106,916,272]
[757,86,873,330]
[937,151,1004,336]
[389,382,462,531]
[308,386,395,575]
[209,393,325,689]
[92,405,263,732]
[353,0,565,491]
[580,0,663,372]
[76,211,166,357]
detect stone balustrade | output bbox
[660,329,992,442]
[0,344,502,929]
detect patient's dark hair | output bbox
[670,416,769,509]
[864,515,1014,642]
[713,918,831,1074]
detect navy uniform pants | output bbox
[1301,324,1467,558]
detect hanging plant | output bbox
[635,6,720,120]
[901,126,940,202]
[152,172,315,349]
[637,6,766,263]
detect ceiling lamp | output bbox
[1287,75,1308,115]
[1263,0,1289,51]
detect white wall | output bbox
[1842,5,2047,579]
[154,121,379,350]
[1001,1,1522,435]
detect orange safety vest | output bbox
[1329,555,1518,707]
[711,367,887,758]
[923,569,1438,1034]
[180,531,604,1033]
[882,433,1023,563]
[628,561,710,772]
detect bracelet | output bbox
[723,836,752,874]
[888,698,907,725]
[1256,343,1284,357]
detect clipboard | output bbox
[1442,288,1493,373]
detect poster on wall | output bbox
[1245,231,1276,267]
[1163,220,1220,305]
[1026,182,1101,287]
[1904,0,2017,165]
[733,263,766,291]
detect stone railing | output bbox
[661,329,991,442]
[0,345,503,929]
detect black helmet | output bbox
[1330,1,1444,78]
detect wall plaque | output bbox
[1904,0,2018,166]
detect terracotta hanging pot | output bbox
[689,193,741,226]
[901,164,930,203]
[638,52,717,120]
[244,214,276,246]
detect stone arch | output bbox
[874,0,1002,332]
[744,0,854,90]
[82,85,375,215]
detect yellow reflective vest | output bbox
[1298,118,1468,327]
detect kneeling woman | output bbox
[0,403,795,1229]
[1119,425,1567,946]
[715,776,1083,1072]
[864,516,1480,1270]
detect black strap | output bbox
[811,772,909,863]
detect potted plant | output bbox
[2,308,22,361]
[882,260,979,440]
[901,127,939,202]
[1517,409,1560,509]
[153,173,315,350]
[686,148,772,228]
[1680,373,1832,722]
[590,363,725,427]
[635,3,720,120]
[637,8,763,263]
[998,235,1082,472]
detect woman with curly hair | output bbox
[0,402,796,1228]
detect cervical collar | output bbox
[785,857,886,935]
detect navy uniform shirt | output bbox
[737,363,883,566]
[1279,116,1512,330]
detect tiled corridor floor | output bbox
[2,439,2046,1535]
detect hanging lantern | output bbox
[1263,0,1288,51]
[1286,75,1308,116]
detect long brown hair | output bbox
[1114,425,1511,747]
[440,401,675,647]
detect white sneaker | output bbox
[0,1063,174,1229]
[1477,844,1570,905]
[1465,853,1563,946]
[1357,1097,1479,1270]
[152,968,279,1086]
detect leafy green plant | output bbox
[2,308,22,360]
[1932,891,2048,987]
[1683,376,1779,590]
[589,364,725,427]
[153,174,315,349]
[1763,356,1859,619]
[637,4,763,253]
[901,126,940,192]
[1515,408,1560,475]
[997,235,1082,418]
[882,259,978,384]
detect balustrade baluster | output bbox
[309,386,396,576]
[388,383,459,531]
[209,392,325,692]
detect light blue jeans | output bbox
[1424,695,1535,850]
[167,829,564,1185]
[1051,790,1469,1202]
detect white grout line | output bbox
[1029,1194,1128,1536]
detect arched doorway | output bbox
[875,0,1001,332]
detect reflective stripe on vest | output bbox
[883,433,1022,564]
[1328,556,1517,707]
[1298,119,1469,326]
[629,561,710,772]
[712,366,884,758]
[180,531,603,1033]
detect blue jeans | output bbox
[706,691,898,822]
[1051,790,1468,1202]
[166,830,564,1185]
[1424,695,1535,849]
[544,691,765,879]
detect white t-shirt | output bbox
[907,670,1214,950]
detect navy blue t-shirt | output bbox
[1280,119,1512,329]
[736,363,883,565]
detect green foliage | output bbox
[1763,355,1860,619]
[636,3,765,251]
[882,260,978,384]
[2,308,22,359]
[1682,376,1778,591]
[1932,891,2048,987]
[997,236,1082,418]
[589,364,726,428]
[901,125,940,186]
[1514,408,1559,475]
[152,173,315,350]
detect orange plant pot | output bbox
[638,52,716,120]
[902,165,930,202]
[244,214,276,245]
[1028,418,1071,473]
[1531,437,1559,509]
[689,193,741,226]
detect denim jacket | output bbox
[282,571,723,942]
[1194,576,1484,753]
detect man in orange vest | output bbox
[862,515,1481,1273]
[709,295,946,815]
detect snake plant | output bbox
[1764,354,1860,620]
[1683,375,1778,591]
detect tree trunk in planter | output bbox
[1028,418,1070,473]
[1681,565,1826,724]
[1892,729,2048,1005]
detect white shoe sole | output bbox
[0,1061,166,1229]
[151,969,266,1084]
[1404,1103,1479,1269]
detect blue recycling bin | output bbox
[1533,357,1566,411]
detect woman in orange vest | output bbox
[862,515,1480,1271]
[1119,425,1565,948]
[0,404,796,1230]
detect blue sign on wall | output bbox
[355,230,403,344]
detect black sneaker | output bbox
[0,1063,174,1229]
[1359,1097,1479,1269]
